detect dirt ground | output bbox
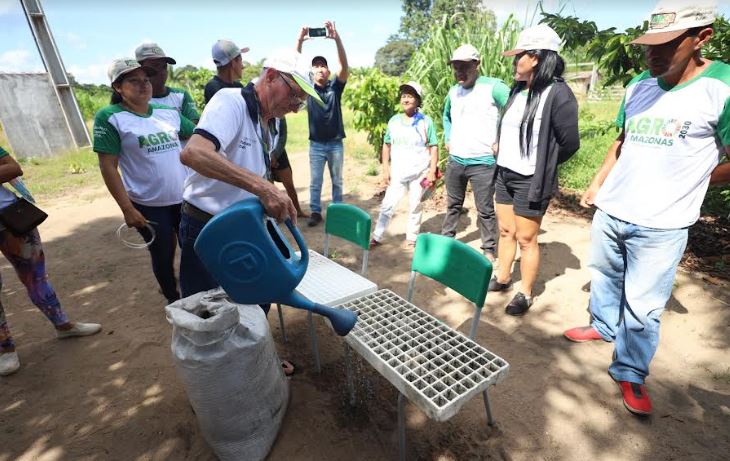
[2,150,729,461]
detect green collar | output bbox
[657,61,717,92]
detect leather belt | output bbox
[182,201,214,223]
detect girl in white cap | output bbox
[93,58,195,305]
[371,82,438,249]
[491,24,580,316]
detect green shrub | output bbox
[342,68,400,158]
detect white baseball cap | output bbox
[503,24,562,56]
[263,49,324,107]
[449,44,480,63]
[108,58,156,83]
[212,39,250,67]
[631,1,716,45]
[135,42,176,64]
[399,81,423,100]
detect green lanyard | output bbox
[252,93,273,181]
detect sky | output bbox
[1,0,729,85]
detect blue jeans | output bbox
[178,211,219,298]
[133,202,181,303]
[309,140,344,213]
[588,209,687,384]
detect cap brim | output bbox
[290,72,324,107]
[241,47,250,54]
[140,66,158,77]
[448,58,480,63]
[114,65,157,82]
[164,57,176,65]
[502,49,524,57]
[311,56,328,66]
[630,29,687,45]
[398,84,421,99]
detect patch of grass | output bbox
[17,147,102,200]
[284,111,309,154]
[558,99,621,192]
[365,162,379,176]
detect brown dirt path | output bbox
[2,151,729,461]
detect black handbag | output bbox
[0,197,48,236]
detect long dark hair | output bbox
[110,75,126,104]
[501,49,565,158]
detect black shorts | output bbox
[272,150,291,172]
[494,166,550,217]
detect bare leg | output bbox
[495,203,517,284]
[514,215,542,297]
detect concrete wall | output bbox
[0,72,76,158]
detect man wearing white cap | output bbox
[135,42,200,123]
[564,0,730,416]
[441,44,511,261]
[203,39,250,104]
[179,49,324,298]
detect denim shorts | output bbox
[494,166,550,217]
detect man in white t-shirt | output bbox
[440,44,510,261]
[179,49,324,297]
[564,0,730,416]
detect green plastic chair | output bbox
[407,233,492,339]
[323,203,371,276]
[276,203,371,380]
[404,232,496,429]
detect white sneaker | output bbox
[56,322,102,339]
[0,351,20,376]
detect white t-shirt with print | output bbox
[183,88,270,215]
[384,112,437,182]
[497,85,553,176]
[443,76,510,159]
[595,61,730,229]
[93,104,194,207]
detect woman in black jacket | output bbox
[490,24,580,316]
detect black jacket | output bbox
[528,80,580,202]
[499,79,580,202]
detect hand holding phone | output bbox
[308,27,327,38]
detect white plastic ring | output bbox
[116,222,156,249]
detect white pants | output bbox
[373,175,426,242]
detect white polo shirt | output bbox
[183,88,270,215]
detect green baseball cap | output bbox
[107,58,157,83]
[135,42,176,64]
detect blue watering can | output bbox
[193,198,357,336]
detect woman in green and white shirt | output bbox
[371,81,438,249]
[93,58,194,304]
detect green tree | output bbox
[242,58,265,85]
[342,68,400,157]
[374,39,416,76]
[398,0,495,47]
[540,12,730,86]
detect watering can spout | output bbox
[284,291,357,336]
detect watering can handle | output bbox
[285,218,309,267]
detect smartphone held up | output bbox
[308,27,327,38]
